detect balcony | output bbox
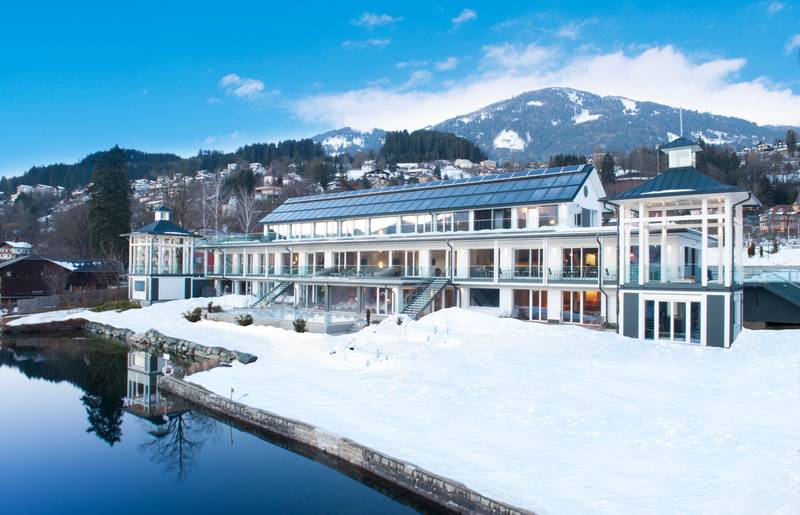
[500,267,544,282]
[548,266,599,282]
[626,265,723,286]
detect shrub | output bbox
[396,317,403,326]
[207,302,223,313]
[90,300,141,312]
[293,318,307,333]
[235,313,253,326]
[183,307,202,323]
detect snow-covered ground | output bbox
[9,300,800,514]
[742,247,800,267]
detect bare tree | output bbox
[47,203,91,258]
[234,186,261,235]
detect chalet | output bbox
[0,241,33,261]
[0,255,122,302]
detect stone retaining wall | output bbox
[83,321,257,365]
[159,376,534,515]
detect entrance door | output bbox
[644,298,702,344]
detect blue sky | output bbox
[1,0,799,176]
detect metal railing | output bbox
[548,266,599,281]
[500,267,544,280]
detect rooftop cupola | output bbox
[154,205,172,222]
[660,136,701,169]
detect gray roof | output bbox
[660,136,701,151]
[604,167,747,202]
[261,165,593,224]
[131,220,192,236]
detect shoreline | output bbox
[3,316,533,515]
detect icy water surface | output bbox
[0,335,423,515]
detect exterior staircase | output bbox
[401,277,450,319]
[743,268,800,325]
[251,281,293,308]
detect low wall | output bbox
[15,288,128,314]
[208,311,362,334]
[84,322,257,365]
[160,376,533,515]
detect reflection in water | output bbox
[141,412,218,480]
[0,335,423,514]
[0,336,127,445]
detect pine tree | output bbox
[786,129,797,154]
[88,147,131,260]
[600,153,616,183]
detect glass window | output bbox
[341,220,353,237]
[370,216,397,236]
[134,280,145,292]
[314,221,326,238]
[539,205,558,226]
[469,288,500,308]
[583,291,601,325]
[690,302,701,343]
[645,300,655,339]
[513,289,530,320]
[327,220,338,237]
[353,219,368,236]
[416,214,433,233]
[493,208,511,229]
[474,209,492,231]
[436,212,453,232]
[674,302,687,340]
[453,211,469,231]
[517,207,528,229]
[401,215,416,233]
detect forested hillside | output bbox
[1,139,326,193]
[380,130,486,164]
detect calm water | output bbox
[0,335,424,515]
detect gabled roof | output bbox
[130,220,192,236]
[0,255,123,272]
[604,167,748,202]
[261,165,594,224]
[660,136,701,151]
[0,241,32,249]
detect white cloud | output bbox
[353,12,402,28]
[436,57,459,71]
[396,60,429,69]
[342,38,391,49]
[291,44,800,130]
[403,70,433,88]
[786,34,800,54]
[452,9,477,26]
[767,1,785,15]
[218,73,267,99]
[482,43,554,71]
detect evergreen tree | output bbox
[88,147,131,260]
[786,129,797,154]
[600,153,616,183]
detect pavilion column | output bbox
[493,240,499,284]
[637,201,645,285]
[724,197,733,287]
[128,238,133,274]
[717,206,724,283]
[660,208,667,282]
[735,205,744,285]
[701,199,709,287]
[618,205,627,285]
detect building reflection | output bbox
[124,350,173,424]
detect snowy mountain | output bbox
[311,127,385,156]
[430,87,792,161]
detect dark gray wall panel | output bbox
[623,293,639,338]
[707,295,725,347]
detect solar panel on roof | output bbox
[261,165,592,224]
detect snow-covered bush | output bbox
[293,318,307,333]
[235,313,253,326]
[183,307,202,323]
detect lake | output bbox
[0,334,428,515]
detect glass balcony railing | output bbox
[466,265,495,279]
[500,267,544,281]
[626,264,724,285]
[548,266,599,281]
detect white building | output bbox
[130,138,757,347]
